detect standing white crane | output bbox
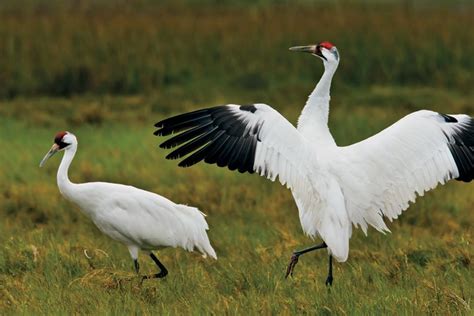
[153,41,473,285]
[40,131,216,280]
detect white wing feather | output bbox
[334,110,469,233]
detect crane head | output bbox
[289,41,339,64]
[39,131,77,167]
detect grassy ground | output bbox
[0,0,473,314]
[0,87,472,314]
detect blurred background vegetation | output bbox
[0,0,472,314]
[0,0,473,100]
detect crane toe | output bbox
[156,269,168,278]
[325,255,334,286]
[325,275,333,286]
[285,253,300,278]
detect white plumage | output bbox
[336,110,472,233]
[154,41,473,284]
[40,131,216,279]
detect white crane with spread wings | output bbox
[154,41,473,285]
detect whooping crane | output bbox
[154,41,473,285]
[40,131,216,280]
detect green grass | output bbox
[0,86,472,314]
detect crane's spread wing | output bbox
[154,104,315,186]
[337,110,474,233]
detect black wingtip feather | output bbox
[447,117,474,182]
[159,122,215,149]
[156,116,214,136]
[156,104,261,174]
[204,133,229,165]
[166,126,220,160]
[216,137,239,168]
[155,107,217,128]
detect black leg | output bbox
[134,259,140,274]
[325,255,333,286]
[285,242,327,278]
[142,252,168,280]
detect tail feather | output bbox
[176,204,217,259]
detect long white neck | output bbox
[297,62,338,147]
[57,145,78,200]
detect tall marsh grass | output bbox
[0,1,472,98]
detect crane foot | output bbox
[141,252,169,280]
[141,270,168,281]
[325,274,333,286]
[325,255,333,286]
[285,253,300,278]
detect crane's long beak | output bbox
[289,45,317,54]
[40,143,59,167]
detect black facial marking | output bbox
[54,131,69,149]
[316,45,327,61]
[55,140,69,149]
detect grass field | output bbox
[1,88,472,314]
[0,0,473,314]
